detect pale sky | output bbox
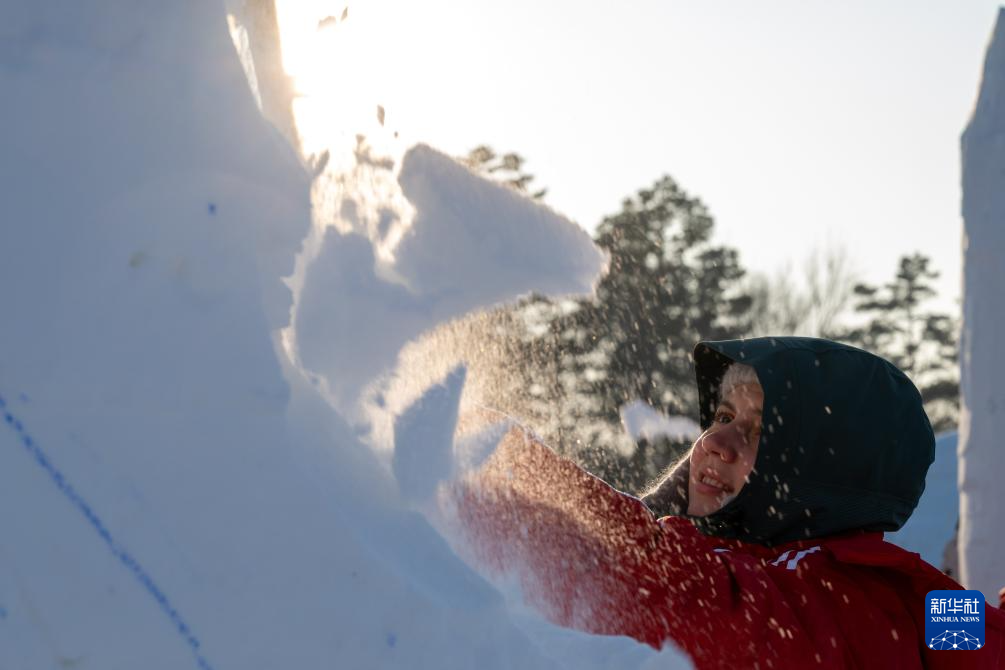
[277,1,1005,312]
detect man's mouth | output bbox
[697,470,733,494]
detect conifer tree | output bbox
[839,253,959,431]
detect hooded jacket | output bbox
[647,337,937,545]
[455,337,1005,668]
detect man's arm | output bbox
[449,426,744,649]
[450,426,665,641]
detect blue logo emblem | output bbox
[925,590,985,650]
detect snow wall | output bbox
[0,2,692,668]
[960,7,1005,605]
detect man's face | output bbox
[687,381,764,516]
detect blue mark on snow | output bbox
[0,390,214,670]
[207,203,217,215]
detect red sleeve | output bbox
[452,427,1005,668]
[451,427,826,667]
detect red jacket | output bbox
[455,430,1005,669]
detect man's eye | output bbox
[714,410,732,424]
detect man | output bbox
[454,337,1005,668]
[645,359,761,518]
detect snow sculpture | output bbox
[0,2,688,668]
[959,7,1005,605]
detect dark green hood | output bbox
[685,337,935,546]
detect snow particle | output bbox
[386,633,397,648]
[208,203,217,215]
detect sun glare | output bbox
[275,1,390,158]
[271,0,414,268]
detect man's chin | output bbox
[688,491,737,516]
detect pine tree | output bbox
[840,253,959,431]
[523,175,753,487]
[461,152,754,489]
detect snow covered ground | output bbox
[0,3,688,668]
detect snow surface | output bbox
[290,142,607,414]
[959,7,1005,605]
[0,2,689,668]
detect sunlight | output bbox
[271,0,413,269]
[275,1,389,158]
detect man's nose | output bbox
[700,429,738,463]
